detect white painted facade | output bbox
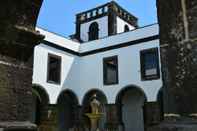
[33,24,162,105]
[80,16,136,42]
[80,16,109,42]
[116,16,135,33]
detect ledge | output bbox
[0,121,36,130]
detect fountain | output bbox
[85,94,103,131]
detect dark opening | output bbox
[124,25,130,32]
[57,90,79,131]
[32,86,49,126]
[140,48,160,80]
[103,56,119,85]
[47,54,61,84]
[116,86,146,131]
[88,22,99,41]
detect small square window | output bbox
[47,54,61,84]
[140,48,160,80]
[103,56,119,85]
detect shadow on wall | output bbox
[61,55,81,97]
[57,90,79,131]
[116,85,147,131]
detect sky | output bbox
[37,0,157,37]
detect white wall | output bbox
[80,16,108,42]
[36,27,80,52]
[80,24,158,52]
[33,24,162,105]
[77,39,162,104]
[116,16,135,33]
[33,44,81,104]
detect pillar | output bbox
[105,104,124,131]
[157,0,197,118]
[147,0,197,130]
[108,2,117,36]
[144,102,162,127]
[38,105,58,131]
[72,105,84,131]
[0,0,44,131]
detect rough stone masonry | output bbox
[157,0,197,118]
[0,0,44,130]
[148,0,197,130]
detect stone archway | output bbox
[82,89,108,131]
[116,86,147,131]
[57,90,79,131]
[32,85,49,127]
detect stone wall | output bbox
[157,0,197,116]
[0,0,44,130]
[147,0,197,130]
[0,58,33,121]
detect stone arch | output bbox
[116,85,147,103]
[32,84,49,125]
[88,22,99,41]
[57,89,79,105]
[57,89,79,131]
[82,89,108,131]
[82,89,108,105]
[124,24,130,32]
[32,84,50,104]
[116,85,147,131]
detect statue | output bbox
[90,94,101,114]
[85,94,103,131]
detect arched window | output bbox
[124,25,130,32]
[88,22,99,41]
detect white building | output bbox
[32,1,163,131]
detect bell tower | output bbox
[74,1,138,42]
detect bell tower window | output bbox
[88,22,99,41]
[124,25,130,32]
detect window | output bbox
[47,54,61,84]
[140,48,160,80]
[124,25,130,32]
[103,56,118,85]
[88,22,99,41]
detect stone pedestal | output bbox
[38,105,57,131]
[86,113,103,131]
[105,104,124,131]
[0,0,44,131]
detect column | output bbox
[72,105,84,131]
[144,102,162,127]
[38,105,58,131]
[105,104,124,131]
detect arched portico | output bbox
[57,89,79,131]
[82,89,108,131]
[116,85,147,131]
[32,85,49,128]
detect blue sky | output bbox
[37,0,157,37]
